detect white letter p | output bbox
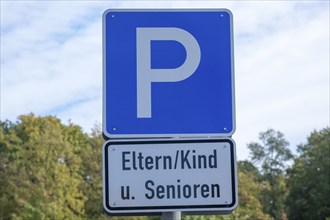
[136,27,201,118]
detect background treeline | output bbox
[0,114,329,220]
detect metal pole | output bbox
[162,211,181,220]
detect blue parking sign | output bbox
[103,9,235,138]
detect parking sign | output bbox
[103,9,235,138]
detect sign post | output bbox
[102,9,236,218]
[162,211,181,220]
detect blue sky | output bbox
[1,1,329,160]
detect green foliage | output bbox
[182,162,272,220]
[183,215,224,220]
[0,114,87,219]
[111,216,160,220]
[1,114,328,220]
[248,129,293,177]
[237,160,262,181]
[233,163,272,220]
[247,129,293,219]
[286,127,330,220]
[80,124,107,219]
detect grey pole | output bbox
[162,211,181,220]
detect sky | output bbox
[1,0,329,160]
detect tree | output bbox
[286,127,330,220]
[230,168,272,220]
[237,160,262,181]
[0,120,22,219]
[79,123,105,219]
[0,114,87,219]
[183,162,271,220]
[0,115,160,220]
[247,129,293,219]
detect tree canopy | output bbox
[286,127,330,220]
[0,114,329,220]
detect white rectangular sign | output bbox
[103,139,237,214]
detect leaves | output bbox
[248,129,293,177]
[0,114,87,219]
[1,115,329,219]
[247,129,293,219]
[286,127,330,220]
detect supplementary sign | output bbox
[103,9,235,138]
[103,139,238,214]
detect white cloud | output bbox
[1,1,105,122]
[233,2,329,159]
[1,1,329,160]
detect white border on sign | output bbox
[102,9,236,139]
[102,138,238,215]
